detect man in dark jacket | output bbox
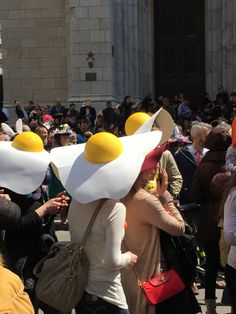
[49,98,66,120]
[102,101,116,130]
[215,85,229,106]
[175,122,211,204]
[0,102,9,124]
[79,100,96,128]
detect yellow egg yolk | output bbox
[12,132,44,152]
[125,112,150,135]
[85,132,123,163]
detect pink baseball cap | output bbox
[43,114,54,122]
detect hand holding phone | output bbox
[156,169,168,196]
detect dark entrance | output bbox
[154,0,205,107]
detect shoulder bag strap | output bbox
[123,240,142,286]
[80,198,107,247]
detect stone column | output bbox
[112,0,154,102]
[205,0,236,98]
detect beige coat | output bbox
[122,189,185,314]
[159,150,183,198]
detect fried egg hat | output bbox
[125,108,174,144]
[50,130,162,203]
[0,132,50,194]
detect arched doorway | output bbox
[154,0,205,107]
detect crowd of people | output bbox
[0,86,235,314]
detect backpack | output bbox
[33,199,106,312]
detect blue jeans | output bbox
[75,292,129,314]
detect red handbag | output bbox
[137,269,185,305]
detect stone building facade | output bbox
[205,0,236,97]
[0,0,235,108]
[0,0,153,107]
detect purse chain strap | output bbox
[123,240,142,286]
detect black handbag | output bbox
[160,230,198,285]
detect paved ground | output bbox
[39,229,232,314]
[197,287,231,314]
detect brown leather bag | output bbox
[33,199,106,312]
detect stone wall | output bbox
[205,0,236,97]
[67,0,115,105]
[0,0,154,108]
[0,0,68,105]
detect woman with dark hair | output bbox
[120,96,132,133]
[52,124,72,148]
[49,124,73,225]
[190,127,231,314]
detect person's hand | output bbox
[35,195,69,217]
[155,169,168,197]
[0,189,11,201]
[173,199,180,207]
[127,251,138,266]
[41,185,47,194]
[55,191,70,206]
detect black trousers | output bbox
[204,242,220,299]
[75,293,129,314]
[225,264,236,313]
[156,287,200,314]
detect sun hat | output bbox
[0,132,50,194]
[125,108,174,145]
[50,130,162,203]
[1,119,23,138]
[169,135,191,144]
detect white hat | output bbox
[52,124,72,136]
[50,130,162,203]
[0,132,50,194]
[1,119,22,138]
[126,108,174,144]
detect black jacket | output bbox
[4,190,56,270]
[80,106,96,127]
[175,147,197,204]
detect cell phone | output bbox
[158,169,163,185]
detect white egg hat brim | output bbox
[135,108,174,144]
[50,130,162,203]
[0,141,50,194]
